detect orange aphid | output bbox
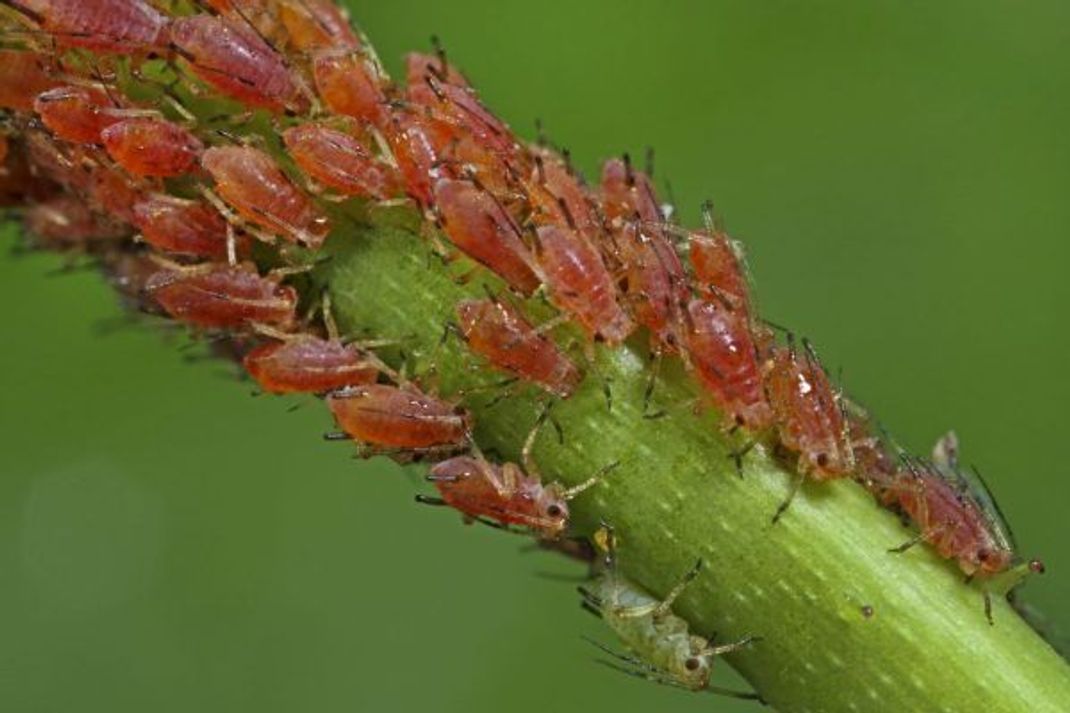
[34,85,130,145]
[282,122,401,199]
[131,194,243,259]
[326,383,470,450]
[170,14,308,113]
[534,224,634,345]
[456,298,581,398]
[312,49,389,129]
[612,221,688,349]
[689,228,751,315]
[432,177,541,295]
[3,0,170,54]
[0,50,57,111]
[764,337,852,478]
[600,155,663,227]
[405,51,468,98]
[86,158,156,225]
[243,336,379,394]
[201,145,330,248]
[145,261,298,330]
[277,0,359,51]
[408,71,517,156]
[101,118,203,177]
[683,298,771,430]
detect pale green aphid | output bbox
[579,527,761,700]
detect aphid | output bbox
[201,145,330,248]
[600,154,664,227]
[312,49,389,129]
[170,14,309,114]
[131,194,243,259]
[276,0,360,51]
[579,526,760,697]
[99,247,166,314]
[101,118,203,177]
[243,333,381,395]
[144,260,299,330]
[85,156,156,225]
[23,127,90,193]
[404,50,468,101]
[34,85,145,145]
[23,194,127,249]
[525,147,599,236]
[455,297,581,398]
[682,298,771,430]
[1,0,170,54]
[425,452,611,539]
[282,122,401,200]
[408,65,518,156]
[688,216,752,315]
[611,221,688,349]
[0,50,57,111]
[432,177,541,295]
[534,224,634,345]
[326,383,471,452]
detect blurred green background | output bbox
[2,1,1068,711]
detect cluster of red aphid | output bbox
[0,0,1042,622]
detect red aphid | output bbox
[85,157,155,225]
[0,50,57,111]
[326,383,470,450]
[312,49,389,129]
[3,0,169,53]
[24,194,126,249]
[432,177,541,295]
[282,123,401,200]
[101,118,203,177]
[23,128,90,193]
[600,155,663,227]
[525,148,598,235]
[456,298,581,398]
[428,456,574,538]
[534,224,634,344]
[408,71,517,156]
[170,14,308,114]
[277,0,360,51]
[764,338,852,477]
[683,298,771,430]
[100,248,166,313]
[34,85,131,145]
[405,50,469,105]
[131,194,243,259]
[145,261,298,330]
[243,336,379,394]
[201,145,330,248]
[612,221,688,349]
[690,230,751,314]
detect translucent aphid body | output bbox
[283,123,400,199]
[0,50,57,111]
[433,177,541,295]
[683,298,771,430]
[277,0,359,51]
[131,195,239,259]
[201,145,330,248]
[312,49,388,129]
[244,336,379,394]
[145,261,298,330]
[764,338,852,478]
[101,118,203,177]
[4,0,170,54]
[326,384,470,450]
[170,14,308,113]
[34,85,129,145]
[535,224,634,344]
[456,297,581,398]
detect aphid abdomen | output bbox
[689,232,751,314]
[243,337,379,394]
[613,222,686,349]
[145,262,298,329]
[0,51,57,111]
[101,118,203,177]
[277,0,360,51]
[201,146,330,248]
[312,50,389,129]
[10,0,170,53]
[456,298,581,398]
[433,178,541,295]
[283,123,401,200]
[326,384,469,449]
[34,86,127,145]
[170,15,307,113]
[132,195,240,259]
[535,225,634,345]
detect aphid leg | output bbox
[983,590,994,626]
[580,601,604,619]
[705,634,760,658]
[727,429,772,478]
[225,222,237,266]
[561,461,620,501]
[651,559,703,618]
[642,349,667,420]
[771,472,805,524]
[414,494,447,507]
[521,403,553,476]
[888,531,927,554]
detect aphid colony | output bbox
[0,0,1044,691]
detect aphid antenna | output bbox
[556,196,578,230]
[644,146,655,178]
[579,600,603,619]
[621,152,635,186]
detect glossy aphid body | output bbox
[0,50,57,111]
[244,335,380,394]
[101,118,203,177]
[689,227,752,316]
[432,177,541,295]
[131,194,242,259]
[170,14,309,114]
[34,85,145,145]
[201,145,330,248]
[276,0,360,51]
[312,48,389,129]
[579,527,760,697]
[145,260,299,330]
[326,383,471,452]
[455,297,581,398]
[282,122,401,200]
[1,0,170,54]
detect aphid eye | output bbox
[976,549,990,562]
[816,452,829,467]
[546,503,563,518]
[684,657,702,671]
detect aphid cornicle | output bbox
[455,297,582,398]
[1,0,170,54]
[170,14,309,114]
[326,383,471,452]
[101,118,203,178]
[201,145,331,248]
[145,261,299,330]
[131,194,244,260]
[579,527,761,698]
[282,123,401,200]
